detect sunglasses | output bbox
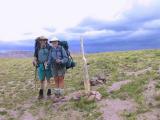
[39,39,47,41]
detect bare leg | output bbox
[40,80,45,90]
[58,76,64,88]
[47,80,51,89]
[54,76,59,88]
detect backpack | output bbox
[58,41,76,69]
[34,39,51,62]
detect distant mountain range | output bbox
[0,38,160,57]
[0,51,33,58]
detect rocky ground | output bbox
[0,49,160,120]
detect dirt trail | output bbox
[137,79,160,120]
[137,108,160,120]
[143,80,159,106]
[97,79,137,120]
[108,80,131,93]
[100,99,137,120]
[3,96,38,120]
[19,111,36,120]
[126,67,152,76]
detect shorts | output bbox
[51,64,66,77]
[37,63,52,81]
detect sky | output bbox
[0,0,160,44]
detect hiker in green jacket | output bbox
[48,37,68,97]
[33,36,52,99]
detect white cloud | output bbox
[143,19,160,29]
[0,0,157,42]
[137,0,152,7]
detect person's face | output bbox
[51,41,58,47]
[39,40,46,46]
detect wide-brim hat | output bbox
[49,37,59,43]
[36,36,48,41]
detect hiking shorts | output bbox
[37,64,52,81]
[51,64,66,77]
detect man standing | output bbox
[33,36,52,99]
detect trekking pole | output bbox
[80,36,90,93]
[34,66,38,92]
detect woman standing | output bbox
[33,36,52,99]
[48,37,68,97]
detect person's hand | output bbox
[56,59,62,63]
[33,60,37,67]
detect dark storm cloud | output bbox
[66,0,160,42]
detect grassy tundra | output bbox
[0,49,160,120]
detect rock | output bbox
[95,92,102,101]
[59,96,69,102]
[90,81,97,86]
[69,91,102,101]
[90,77,99,86]
[52,97,61,103]
[90,77,99,81]
[90,75,106,86]
[90,91,97,95]
[97,74,106,82]
[71,91,85,101]
[89,91,102,101]
[87,95,95,101]
[72,95,81,101]
[97,80,104,84]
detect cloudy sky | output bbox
[0,0,160,43]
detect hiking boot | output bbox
[47,89,51,96]
[38,89,44,99]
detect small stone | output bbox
[97,80,104,84]
[72,96,81,101]
[95,93,102,101]
[52,97,60,103]
[90,81,97,86]
[90,91,97,95]
[90,77,99,86]
[87,95,95,101]
[89,91,102,101]
[71,91,84,101]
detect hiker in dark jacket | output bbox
[33,36,52,99]
[48,37,68,97]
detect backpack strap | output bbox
[46,44,52,62]
[60,46,64,59]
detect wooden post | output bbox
[80,36,90,93]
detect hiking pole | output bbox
[80,36,90,93]
[34,66,38,92]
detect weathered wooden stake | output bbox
[80,36,90,93]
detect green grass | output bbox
[0,110,8,115]
[1,49,160,119]
[72,97,97,112]
[97,86,109,98]
[122,111,137,120]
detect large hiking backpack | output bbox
[58,41,76,69]
[34,39,51,61]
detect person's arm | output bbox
[34,47,38,58]
[33,48,38,66]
